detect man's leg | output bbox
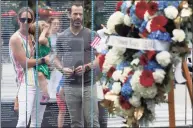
[64,86,83,128]
[83,85,100,128]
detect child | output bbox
[30,21,52,105]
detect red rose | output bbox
[119,96,131,110]
[147,2,158,16]
[140,70,154,87]
[140,54,148,66]
[150,16,168,32]
[107,67,116,78]
[98,54,106,71]
[135,0,148,19]
[146,50,156,60]
[116,1,123,11]
[103,88,110,95]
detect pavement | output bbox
[1,63,192,127]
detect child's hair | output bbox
[29,20,48,40]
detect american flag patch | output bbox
[90,36,101,48]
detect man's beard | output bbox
[71,19,82,27]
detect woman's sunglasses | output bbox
[19,18,33,24]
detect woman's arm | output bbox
[10,35,49,68]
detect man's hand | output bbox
[75,65,91,76]
[44,55,50,65]
[75,65,85,76]
[62,68,73,77]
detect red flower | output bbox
[135,0,148,19]
[140,70,154,87]
[103,88,110,95]
[116,1,123,11]
[146,51,156,60]
[147,2,158,16]
[141,29,149,38]
[119,96,131,110]
[140,54,148,66]
[150,16,168,32]
[107,67,116,78]
[98,54,106,71]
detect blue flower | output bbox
[131,14,143,28]
[121,77,133,100]
[139,21,147,33]
[129,5,135,16]
[147,30,172,42]
[121,1,128,15]
[144,60,164,72]
[158,1,180,10]
[116,61,129,70]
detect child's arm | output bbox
[39,23,50,45]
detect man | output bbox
[55,1,100,128]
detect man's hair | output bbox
[68,1,83,14]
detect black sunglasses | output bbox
[19,18,33,23]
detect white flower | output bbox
[146,19,152,33]
[172,29,186,42]
[112,82,122,95]
[130,58,140,66]
[129,92,141,107]
[106,11,124,34]
[124,14,132,26]
[140,85,158,99]
[164,6,178,20]
[153,69,166,84]
[181,8,192,17]
[156,51,171,67]
[112,70,122,81]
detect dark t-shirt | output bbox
[56,27,97,86]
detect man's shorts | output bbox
[56,93,66,112]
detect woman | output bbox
[9,7,49,127]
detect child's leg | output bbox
[38,72,50,105]
[38,72,49,95]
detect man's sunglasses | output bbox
[19,18,33,23]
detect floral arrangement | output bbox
[93,0,192,127]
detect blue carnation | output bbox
[121,1,128,15]
[131,14,143,28]
[129,5,135,16]
[147,30,172,42]
[158,1,180,10]
[144,60,164,72]
[116,61,129,70]
[139,21,148,33]
[121,77,133,100]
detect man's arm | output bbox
[10,35,48,68]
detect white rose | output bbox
[112,82,122,94]
[106,11,124,34]
[164,6,178,20]
[139,84,158,99]
[146,19,152,33]
[129,92,141,107]
[172,29,186,42]
[124,15,132,26]
[130,70,142,92]
[112,70,122,81]
[153,69,166,84]
[130,58,140,66]
[156,51,171,67]
[181,8,192,17]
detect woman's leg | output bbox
[30,87,46,127]
[16,85,36,127]
[38,72,50,105]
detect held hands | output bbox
[62,68,74,77]
[75,64,91,76]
